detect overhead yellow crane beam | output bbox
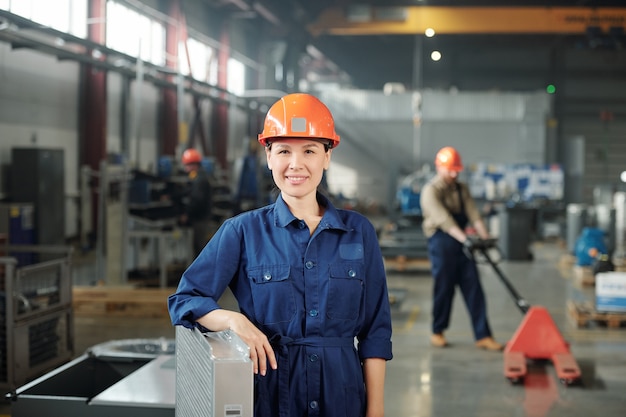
[308,6,626,36]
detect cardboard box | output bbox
[595,272,626,312]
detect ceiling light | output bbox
[430,50,442,61]
[425,28,435,37]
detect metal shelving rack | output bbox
[1,244,74,392]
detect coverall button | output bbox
[309,309,318,317]
[309,400,318,409]
[305,261,314,269]
[309,354,318,362]
[348,269,356,277]
[263,273,272,281]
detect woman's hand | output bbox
[197,310,277,375]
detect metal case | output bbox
[176,327,253,417]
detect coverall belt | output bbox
[270,336,355,417]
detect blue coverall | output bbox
[427,197,492,340]
[168,193,393,417]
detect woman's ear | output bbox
[265,146,272,170]
[324,148,332,170]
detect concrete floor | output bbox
[3,241,626,416]
[385,241,626,417]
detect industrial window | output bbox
[178,37,217,84]
[227,58,245,96]
[179,38,246,95]
[106,0,165,66]
[0,0,88,38]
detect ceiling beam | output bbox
[308,6,626,36]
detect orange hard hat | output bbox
[258,93,340,148]
[435,146,463,171]
[181,149,202,165]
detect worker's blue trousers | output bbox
[427,230,492,340]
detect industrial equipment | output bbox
[0,244,74,392]
[9,327,254,417]
[176,327,253,417]
[10,148,65,254]
[0,203,36,266]
[574,227,608,267]
[8,338,175,417]
[470,239,582,386]
[378,167,433,262]
[91,161,195,287]
[396,165,433,217]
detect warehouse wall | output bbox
[320,91,415,209]
[0,44,80,237]
[418,90,550,167]
[320,89,552,210]
[106,72,161,171]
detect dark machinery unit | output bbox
[1,245,74,392]
[498,207,535,261]
[10,148,65,253]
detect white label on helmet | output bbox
[291,117,307,133]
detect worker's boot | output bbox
[475,337,503,351]
[430,333,448,347]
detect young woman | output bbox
[168,93,393,417]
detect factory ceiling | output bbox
[206,0,626,91]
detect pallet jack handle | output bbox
[471,239,531,315]
[469,241,582,386]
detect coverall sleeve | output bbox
[168,221,241,328]
[357,221,393,361]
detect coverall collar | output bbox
[273,192,350,232]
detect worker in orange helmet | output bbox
[180,148,213,256]
[420,146,503,351]
[169,93,392,417]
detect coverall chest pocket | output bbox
[248,265,296,324]
[327,263,364,320]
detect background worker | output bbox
[420,146,503,351]
[180,148,213,256]
[169,93,392,417]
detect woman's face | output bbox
[265,138,331,200]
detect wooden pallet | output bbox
[383,255,431,272]
[558,253,576,269]
[73,286,175,319]
[572,265,595,286]
[567,300,626,328]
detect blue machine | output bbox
[574,227,608,266]
[396,167,433,216]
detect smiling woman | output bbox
[169,93,393,417]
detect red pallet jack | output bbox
[473,240,582,386]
